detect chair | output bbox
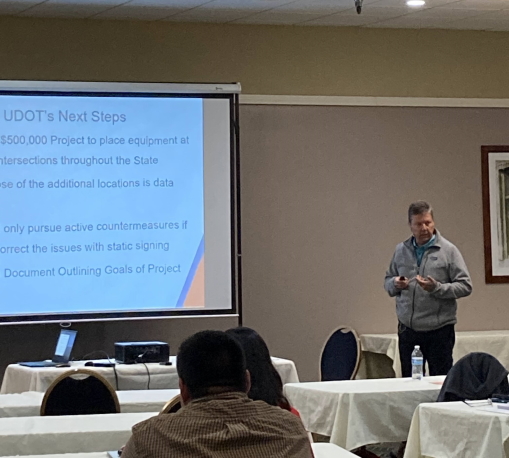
[437,352,509,402]
[40,369,120,416]
[320,326,361,381]
[160,394,182,414]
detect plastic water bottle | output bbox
[411,345,424,380]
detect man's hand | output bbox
[416,275,437,292]
[394,276,410,290]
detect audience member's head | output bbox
[177,330,249,404]
[226,326,291,410]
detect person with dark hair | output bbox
[121,330,312,458]
[226,327,316,458]
[384,201,472,377]
[177,329,247,399]
[226,326,293,411]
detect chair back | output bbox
[160,394,182,414]
[41,369,120,416]
[320,326,361,381]
[437,352,509,402]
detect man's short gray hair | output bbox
[408,201,434,223]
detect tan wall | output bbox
[1,17,509,383]
[0,17,508,98]
[240,104,509,380]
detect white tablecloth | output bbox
[361,330,509,378]
[312,443,358,457]
[1,443,357,458]
[0,412,156,456]
[2,455,108,458]
[404,401,509,458]
[0,389,179,417]
[284,376,445,450]
[1,356,299,394]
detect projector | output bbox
[114,341,170,364]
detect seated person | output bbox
[121,330,312,458]
[226,326,297,414]
[226,327,315,457]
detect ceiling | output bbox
[1,0,509,31]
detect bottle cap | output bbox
[415,345,420,349]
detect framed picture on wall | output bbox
[482,145,509,283]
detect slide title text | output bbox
[3,110,126,125]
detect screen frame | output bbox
[0,81,242,325]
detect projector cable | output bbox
[142,363,151,390]
[80,350,119,390]
[135,351,152,390]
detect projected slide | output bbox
[0,95,210,315]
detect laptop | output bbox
[19,329,78,367]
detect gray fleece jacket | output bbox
[384,230,472,332]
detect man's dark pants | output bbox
[398,322,455,377]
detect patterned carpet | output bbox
[366,443,402,458]
[313,435,402,457]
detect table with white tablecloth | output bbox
[284,376,445,450]
[3,455,108,458]
[1,356,299,394]
[2,443,357,458]
[404,401,509,458]
[312,444,358,457]
[0,412,157,456]
[0,389,179,417]
[360,330,509,378]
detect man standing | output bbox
[384,201,472,377]
[122,330,312,458]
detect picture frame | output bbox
[482,145,509,283]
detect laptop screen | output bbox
[53,329,77,363]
